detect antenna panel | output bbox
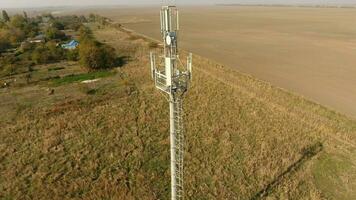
[165,57,172,87]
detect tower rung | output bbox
[171,97,185,200]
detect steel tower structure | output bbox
[150,5,192,200]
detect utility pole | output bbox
[150,5,192,200]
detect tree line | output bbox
[0,10,118,77]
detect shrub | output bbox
[66,49,79,61]
[0,54,17,66]
[3,63,18,76]
[31,42,63,64]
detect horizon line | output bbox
[2,3,356,10]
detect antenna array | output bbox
[150,5,192,200]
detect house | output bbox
[61,40,79,50]
[28,34,46,43]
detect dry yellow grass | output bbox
[0,25,355,200]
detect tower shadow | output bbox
[250,142,323,200]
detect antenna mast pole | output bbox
[150,5,193,200]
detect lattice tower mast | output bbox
[150,5,193,200]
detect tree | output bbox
[100,45,116,68]
[31,42,64,64]
[23,21,39,37]
[51,21,65,30]
[78,15,87,23]
[79,39,116,71]
[78,26,93,42]
[88,13,96,22]
[0,32,11,52]
[31,44,50,64]
[9,28,26,44]
[46,41,64,61]
[10,15,27,29]
[41,13,54,22]
[45,27,66,40]
[79,40,102,70]
[1,28,26,45]
[23,11,28,21]
[2,10,10,22]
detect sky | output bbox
[0,0,355,8]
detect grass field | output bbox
[0,23,356,199]
[80,5,356,119]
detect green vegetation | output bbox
[52,70,115,86]
[65,48,79,61]
[0,12,40,50]
[78,40,116,71]
[45,27,66,40]
[78,26,117,71]
[31,42,64,64]
[0,11,117,81]
[51,20,65,30]
[0,11,54,77]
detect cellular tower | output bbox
[150,5,193,200]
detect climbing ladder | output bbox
[173,97,184,199]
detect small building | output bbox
[61,40,79,50]
[28,34,46,43]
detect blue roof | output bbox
[68,40,78,46]
[61,40,79,49]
